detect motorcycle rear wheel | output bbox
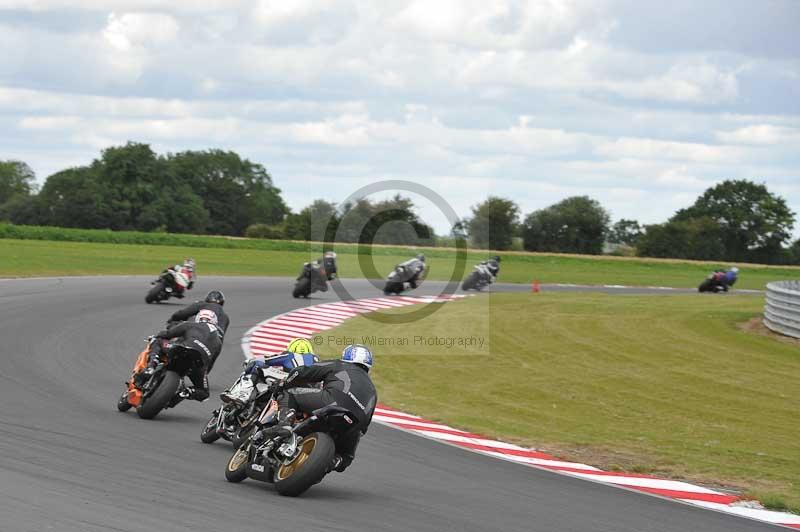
[274,432,335,497]
[136,370,180,419]
[698,279,713,293]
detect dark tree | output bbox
[637,218,725,260]
[36,168,124,229]
[167,149,287,235]
[671,180,794,263]
[466,197,520,250]
[334,195,434,245]
[788,239,800,265]
[0,160,36,205]
[283,200,340,242]
[608,219,643,246]
[523,196,610,254]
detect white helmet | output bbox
[195,309,218,325]
[341,344,373,371]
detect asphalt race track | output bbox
[0,276,774,532]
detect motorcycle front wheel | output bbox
[225,443,250,483]
[383,281,404,295]
[292,277,311,298]
[461,272,479,291]
[116,390,132,412]
[274,432,335,497]
[200,411,222,443]
[145,281,165,303]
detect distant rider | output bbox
[318,251,338,280]
[260,344,377,473]
[160,258,196,297]
[483,255,501,278]
[149,310,222,401]
[168,290,228,337]
[723,267,739,288]
[398,254,427,289]
[220,338,319,403]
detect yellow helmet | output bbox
[286,338,314,354]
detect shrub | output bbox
[244,223,285,240]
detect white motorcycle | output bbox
[145,266,193,303]
[461,260,498,291]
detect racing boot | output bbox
[257,409,296,440]
[180,386,210,402]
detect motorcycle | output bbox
[224,397,358,497]
[383,259,427,295]
[146,266,192,303]
[461,260,498,291]
[200,365,287,446]
[698,271,730,293]
[116,338,204,419]
[292,253,337,298]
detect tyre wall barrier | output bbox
[764,280,800,339]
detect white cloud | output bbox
[103,12,179,51]
[595,137,742,164]
[716,124,800,146]
[250,0,356,45]
[1,1,799,236]
[605,59,739,103]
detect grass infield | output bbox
[1,238,798,289]
[314,292,800,512]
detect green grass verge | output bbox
[1,238,799,289]
[313,293,800,512]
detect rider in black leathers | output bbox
[484,255,501,277]
[169,290,229,336]
[167,290,228,371]
[265,346,377,472]
[399,254,427,289]
[152,317,222,401]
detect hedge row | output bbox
[0,223,467,259]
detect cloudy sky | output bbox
[1,0,799,234]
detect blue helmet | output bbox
[341,344,373,371]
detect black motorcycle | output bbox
[462,259,499,291]
[383,258,426,295]
[698,271,730,293]
[145,267,191,303]
[292,253,337,298]
[200,366,286,446]
[225,401,358,497]
[117,338,204,420]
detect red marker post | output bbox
[532,279,541,293]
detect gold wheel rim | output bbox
[228,448,248,472]
[277,436,317,481]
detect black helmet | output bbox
[416,253,426,262]
[492,255,501,262]
[205,290,225,306]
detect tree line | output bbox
[462,181,799,265]
[1,142,798,264]
[0,142,434,246]
[0,143,287,235]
